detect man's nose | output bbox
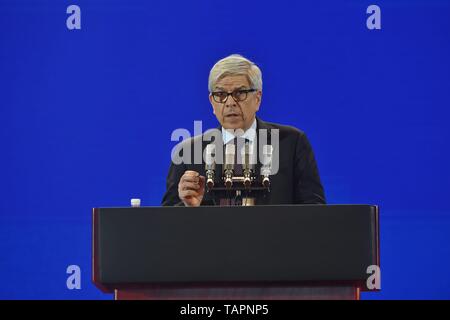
[225,93,237,108]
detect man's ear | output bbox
[209,94,216,114]
[255,90,262,111]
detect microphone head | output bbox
[205,144,216,166]
[206,178,214,190]
[244,176,252,189]
[261,144,273,177]
[262,176,270,188]
[242,142,254,169]
[225,144,235,165]
[225,177,233,189]
[262,145,273,166]
[263,144,273,156]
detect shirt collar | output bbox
[221,118,257,144]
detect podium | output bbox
[92,205,379,300]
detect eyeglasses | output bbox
[211,88,257,103]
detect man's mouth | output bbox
[225,113,241,118]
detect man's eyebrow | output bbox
[214,85,248,91]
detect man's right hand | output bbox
[178,170,205,207]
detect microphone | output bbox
[205,144,216,190]
[261,145,273,188]
[242,141,254,189]
[224,143,235,189]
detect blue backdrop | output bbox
[1,0,449,299]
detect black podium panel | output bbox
[93,205,379,291]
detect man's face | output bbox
[209,75,262,131]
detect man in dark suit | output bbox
[162,54,325,206]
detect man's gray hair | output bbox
[208,54,263,92]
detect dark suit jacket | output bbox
[161,117,326,206]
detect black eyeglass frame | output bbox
[210,88,258,103]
